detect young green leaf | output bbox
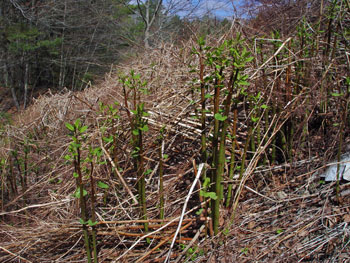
[73,172,79,178]
[74,188,88,198]
[245,56,254,63]
[203,177,211,188]
[201,191,217,200]
[65,122,75,132]
[79,125,88,133]
[198,36,205,46]
[251,116,259,123]
[87,219,98,226]
[93,147,102,156]
[238,80,250,86]
[331,92,343,97]
[241,248,249,255]
[74,119,81,128]
[71,142,81,149]
[97,181,109,189]
[103,135,113,143]
[142,111,150,117]
[144,169,153,175]
[214,113,227,121]
[196,208,204,215]
[140,125,149,132]
[131,148,140,158]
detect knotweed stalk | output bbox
[240,126,253,182]
[137,130,148,232]
[225,107,237,207]
[199,42,208,172]
[89,154,98,263]
[213,69,239,235]
[121,71,150,235]
[212,71,222,170]
[132,105,149,236]
[75,138,91,263]
[210,71,222,233]
[285,41,293,161]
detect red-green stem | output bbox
[89,161,98,263]
[286,41,293,161]
[200,49,208,171]
[75,145,92,263]
[12,152,25,192]
[135,120,149,238]
[210,72,222,233]
[212,69,238,235]
[9,157,18,197]
[225,107,237,207]
[239,126,253,182]
[212,73,222,169]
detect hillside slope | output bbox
[1,22,350,262]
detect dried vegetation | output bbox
[1,2,350,262]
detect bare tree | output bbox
[133,0,203,48]
[136,0,163,48]
[241,0,323,35]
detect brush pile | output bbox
[1,8,350,262]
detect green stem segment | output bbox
[136,122,149,236]
[89,160,98,263]
[212,69,239,235]
[75,141,92,263]
[225,107,237,207]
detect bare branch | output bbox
[9,0,33,21]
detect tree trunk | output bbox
[144,0,150,48]
[5,64,20,110]
[59,0,67,89]
[10,87,20,111]
[144,26,150,49]
[23,62,29,109]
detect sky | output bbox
[195,0,244,18]
[130,0,245,19]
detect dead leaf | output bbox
[343,214,350,223]
[247,221,256,229]
[298,230,309,237]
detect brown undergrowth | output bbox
[1,16,350,262]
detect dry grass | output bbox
[1,29,350,263]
